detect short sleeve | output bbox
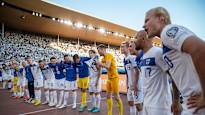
[155,48,169,72]
[161,24,195,52]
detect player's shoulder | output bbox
[161,24,181,37]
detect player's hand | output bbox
[134,86,138,96]
[171,100,182,115]
[187,93,205,114]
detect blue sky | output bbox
[47,0,205,40]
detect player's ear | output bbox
[159,16,165,23]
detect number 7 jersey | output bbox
[140,46,172,109]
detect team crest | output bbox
[166,27,179,38]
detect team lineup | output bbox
[1,6,205,115]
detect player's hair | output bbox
[121,41,129,48]
[97,44,107,49]
[64,54,69,58]
[25,56,31,60]
[149,7,171,24]
[73,54,79,60]
[38,60,43,63]
[50,56,56,60]
[89,49,96,54]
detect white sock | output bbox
[53,91,57,104]
[91,94,96,108]
[72,91,77,106]
[35,90,38,100]
[50,91,54,104]
[25,89,29,98]
[3,82,6,89]
[96,94,101,109]
[8,82,12,88]
[130,106,136,115]
[58,90,64,105]
[38,89,41,101]
[45,90,49,102]
[137,110,143,115]
[63,92,69,106]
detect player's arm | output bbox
[95,62,102,87]
[133,67,139,95]
[182,36,205,112]
[167,72,182,115]
[99,60,111,69]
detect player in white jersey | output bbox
[121,41,143,115]
[17,61,27,98]
[129,40,145,114]
[142,7,205,114]
[134,30,172,115]
[1,64,13,89]
[30,60,44,106]
[85,50,102,113]
[40,60,55,105]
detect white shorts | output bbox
[44,79,49,89]
[143,106,171,115]
[2,75,12,81]
[34,79,43,88]
[64,80,77,91]
[55,78,65,90]
[127,89,136,102]
[17,77,26,87]
[89,77,102,93]
[0,77,2,81]
[135,89,143,104]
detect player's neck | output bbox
[143,43,153,53]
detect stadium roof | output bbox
[0,0,138,46]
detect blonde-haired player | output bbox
[143,7,205,114]
[97,44,123,115]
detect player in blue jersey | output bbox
[25,57,36,103]
[48,57,65,107]
[73,54,90,112]
[58,55,77,109]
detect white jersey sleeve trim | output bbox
[161,24,195,52]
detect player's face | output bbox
[50,59,56,65]
[64,56,70,62]
[143,11,161,38]
[22,62,26,67]
[120,43,128,55]
[134,38,143,51]
[39,62,44,68]
[129,40,137,53]
[97,48,104,56]
[27,58,32,65]
[89,51,95,58]
[74,58,80,63]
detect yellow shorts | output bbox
[78,77,89,89]
[106,77,119,94]
[12,77,19,86]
